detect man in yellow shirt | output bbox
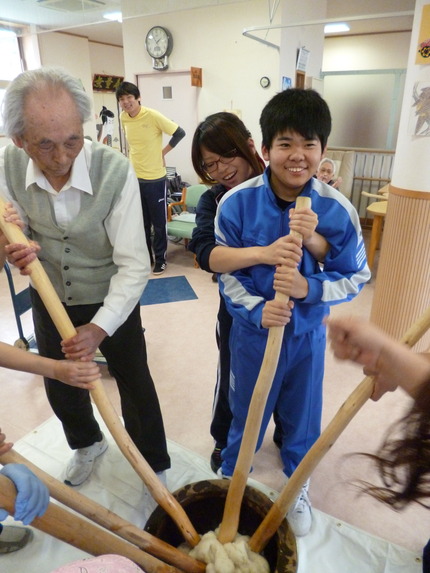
[116,82,186,274]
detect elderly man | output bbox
[315,157,342,189]
[0,67,170,489]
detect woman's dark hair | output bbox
[361,378,430,509]
[260,88,332,151]
[115,81,140,101]
[192,112,264,185]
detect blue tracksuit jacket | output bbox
[214,169,370,477]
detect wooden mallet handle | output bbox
[217,196,311,544]
[0,196,200,547]
[0,474,178,572]
[249,303,430,553]
[0,449,205,573]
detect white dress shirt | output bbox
[0,140,150,336]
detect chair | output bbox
[325,150,355,199]
[362,184,390,272]
[3,261,37,351]
[166,184,208,247]
[3,261,107,363]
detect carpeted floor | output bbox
[1,236,429,564]
[140,275,197,306]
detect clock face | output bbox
[260,76,270,88]
[145,26,171,59]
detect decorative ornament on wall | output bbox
[260,76,271,89]
[145,26,173,71]
[93,74,124,92]
[416,4,430,64]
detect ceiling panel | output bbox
[0,0,416,47]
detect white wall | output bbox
[323,32,411,70]
[280,0,327,88]
[322,32,411,149]
[35,34,125,145]
[89,41,124,77]
[31,9,412,157]
[121,0,282,176]
[38,33,97,139]
[89,42,125,150]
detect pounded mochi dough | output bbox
[180,529,270,573]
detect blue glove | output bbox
[0,464,49,525]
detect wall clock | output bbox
[260,76,271,88]
[145,26,173,71]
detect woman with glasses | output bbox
[189,112,304,473]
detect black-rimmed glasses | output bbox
[202,148,237,174]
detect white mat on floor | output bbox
[1,413,421,573]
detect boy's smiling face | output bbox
[262,129,325,201]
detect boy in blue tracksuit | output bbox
[214,88,371,537]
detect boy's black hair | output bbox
[115,81,140,101]
[260,88,332,150]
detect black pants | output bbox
[210,295,233,446]
[138,177,167,265]
[30,287,170,472]
[423,539,430,573]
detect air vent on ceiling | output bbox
[36,0,106,12]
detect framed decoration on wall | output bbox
[93,74,124,92]
[416,4,430,63]
[296,47,310,72]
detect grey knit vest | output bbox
[4,142,129,305]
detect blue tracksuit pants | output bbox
[221,321,325,478]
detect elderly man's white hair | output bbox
[318,157,336,175]
[2,66,92,138]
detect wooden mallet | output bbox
[217,195,311,543]
[0,448,206,572]
[0,196,200,548]
[248,303,430,553]
[0,473,179,572]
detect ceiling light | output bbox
[103,11,122,23]
[324,23,350,34]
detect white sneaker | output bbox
[64,434,108,486]
[287,480,312,537]
[216,467,231,480]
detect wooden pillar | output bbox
[370,187,430,351]
[370,0,430,351]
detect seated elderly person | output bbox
[316,157,342,190]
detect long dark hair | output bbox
[362,378,430,509]
[192,112,264,185]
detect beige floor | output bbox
[0,234,429,558]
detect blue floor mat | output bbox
[140,275,198,306]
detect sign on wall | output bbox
[93,74,124,92]
[191,67,202,87]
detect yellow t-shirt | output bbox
[120,106,179,180]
